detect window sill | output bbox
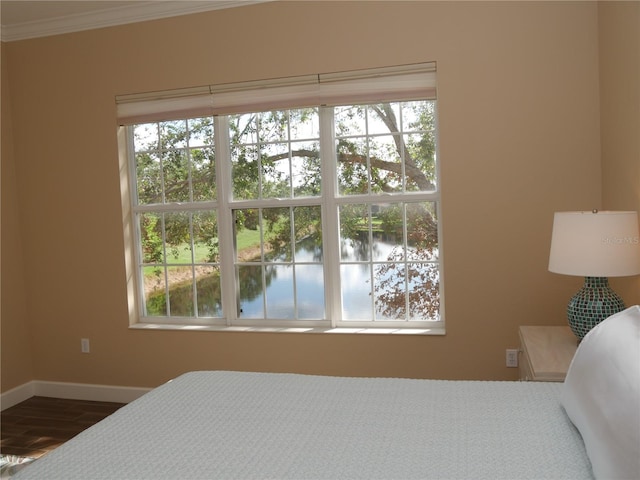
[129,323,445,336]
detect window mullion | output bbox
[188,212,198,317]
[124,125,146,321]
[214,115,237,326]
[319,106,341,328]
[160,213,171,316]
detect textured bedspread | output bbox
[15,371,593,479]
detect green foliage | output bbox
[141,214,162,263]
[378,204,403,236]
[374,202,440,320]
[146,269,222,317]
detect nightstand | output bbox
[518,326,577,381]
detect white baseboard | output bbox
[0,381,36,410]
[1,381,151,410]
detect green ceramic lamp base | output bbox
[567,276,625,340]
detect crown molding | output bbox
[1,1,271,42]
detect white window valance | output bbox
[116,62,437,125]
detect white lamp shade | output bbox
[548,211,640,277]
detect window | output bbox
[119,64,441,332]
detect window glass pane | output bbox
[188,117,213,147]
[164,212,191,264]
[263,207,292,262]
[290,108,319,140]
[167,265,194,317]
[292,140,321,197]
[234,206,324,321]
[235,209,261,262]
[406,202,438,259]
[138,212,163,264]
[142,210,221,319]
[340,264,373,320]
[339,201,439,322]
[335,105,366,136]
[261,143,290,198]
[374,262,405,321]
[265,265,294,318]
[192,211,218,263]
[407,262,440,321]
[196,266,222,317]
[231,144,259,200]
[162,150,190,203]
[401,101,437,192]
[238,265,264,318]
[133,123,158,151]
[406,202,440,321]
[192,210,221,319]
[336,137,369,196]
[369,135,402,193]
[295,264,325,319]
[339,204,371,262]
[335,101,437,196]
[368,103,400,134]
[230,113,258,145]
[191,147,215,201]
[403,132,434,192]
[143,267,165,316]
[258,111,288,144]
[160,120,187,149]
[229,113,259,201]
[134,119,217,205]
[293,206,322,260]
[135,152,162,205]
[231,109,320,201]
[372,203,404,262]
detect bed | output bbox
[14,306,640,480]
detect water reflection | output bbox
[239,235,399,320]
[147,234,436,321]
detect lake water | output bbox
[238,236,403,320]
[152,235,437,321]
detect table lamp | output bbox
[548,210,640,340]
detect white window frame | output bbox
[119,64,444,334]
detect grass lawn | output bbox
[144,228,261,277]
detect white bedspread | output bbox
[15,371,593,479]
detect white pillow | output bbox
[561,305,640,479]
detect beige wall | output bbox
[599,1,640,304]
[2,1,629,392]
[1,42,35,391]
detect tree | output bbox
[134,100,439,319]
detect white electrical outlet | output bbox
[506,349,518,367]
[81,338,90,353]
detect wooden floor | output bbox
[1,396,125,458]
